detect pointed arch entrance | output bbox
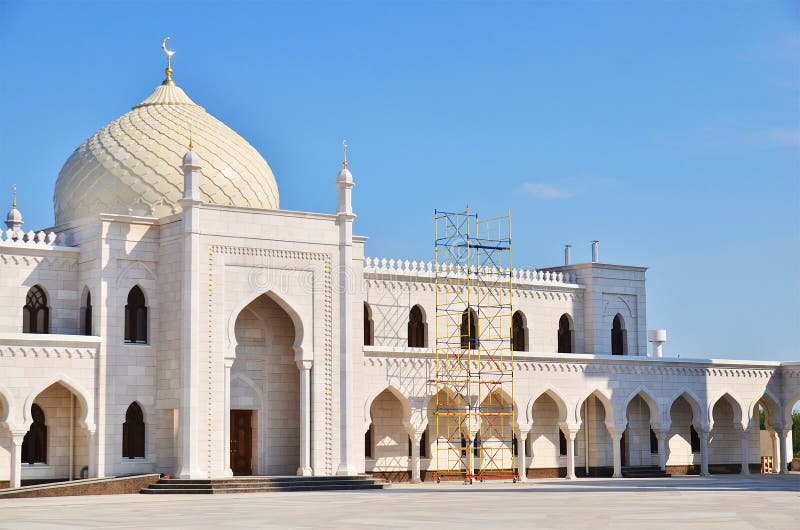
[230,293,300,476]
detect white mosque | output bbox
[0,43,797,490]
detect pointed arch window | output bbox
[408,305,426,348]
[512,311,527,352]
[559,428,567,456]
[81,290,92,336]
[363,302,374,346]
[125,286,147,344]
[461,307,478,350]
[611,314,626,355]
[122,402,145,458]
[557,314,573,353]
[23,285,49,334]
[22,404,47,464]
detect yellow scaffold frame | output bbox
[431,207,516,484]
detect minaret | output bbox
[177,131,204,479]
[336,139,357,475]
[5,184,23,232]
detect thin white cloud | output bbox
[520,182,571,200]
[758,127,800,148]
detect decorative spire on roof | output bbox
[161,37,176,86]
[342,138,348,169]
[188,123,194,151]
[6,183,23,231]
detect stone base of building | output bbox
[372,471,412,483]
[665,465,701,475]
[0,475,161,499]
[707,464,740,474]
[526,467,566,478]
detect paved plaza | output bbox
[0,475,798,529]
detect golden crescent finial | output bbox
[342,139,348,169]
[161,37,176,86]
[188,123,193,151]
[12,184,16,209]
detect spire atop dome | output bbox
[161,37,177,86]
[342,139,348,169]
[6,184,23,231]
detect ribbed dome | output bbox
[53,80,279,225]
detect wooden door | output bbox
[230,410,253,476]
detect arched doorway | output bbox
[426,388,468,479]
[365,388,412,482]
[231,294,299,476]
[623,393,658,467]
[22,382,90,483]
[576,391,615,477]
[709,394,744,473]
[667,393,703,475]
[528,390,569,478]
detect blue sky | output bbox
[0,1,798,361]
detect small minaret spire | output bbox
[179,145,202,204]
[5,183,23,231]
[342,138,348,169]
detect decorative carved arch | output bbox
[363,385,413,433]
[526,386,569,427]
[708,392,745,430]
[422,385,464,410]
[227,290,307,360]
[114,261,156,286]
[622,386,660,426]
[479,387,520,426]
[667,388,706,430]
[749,390,781,430]
[23,375,94,431]
[575,387,615,427]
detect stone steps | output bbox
[621,466,671,478]
[140,475,389,494]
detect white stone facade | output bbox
[1,69,798,489]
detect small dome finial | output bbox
[342,138,348,169]
[161,37,176,86]
[12,183,16,209]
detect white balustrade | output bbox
[363,256,579,285]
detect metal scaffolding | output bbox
[432,207,516,483]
